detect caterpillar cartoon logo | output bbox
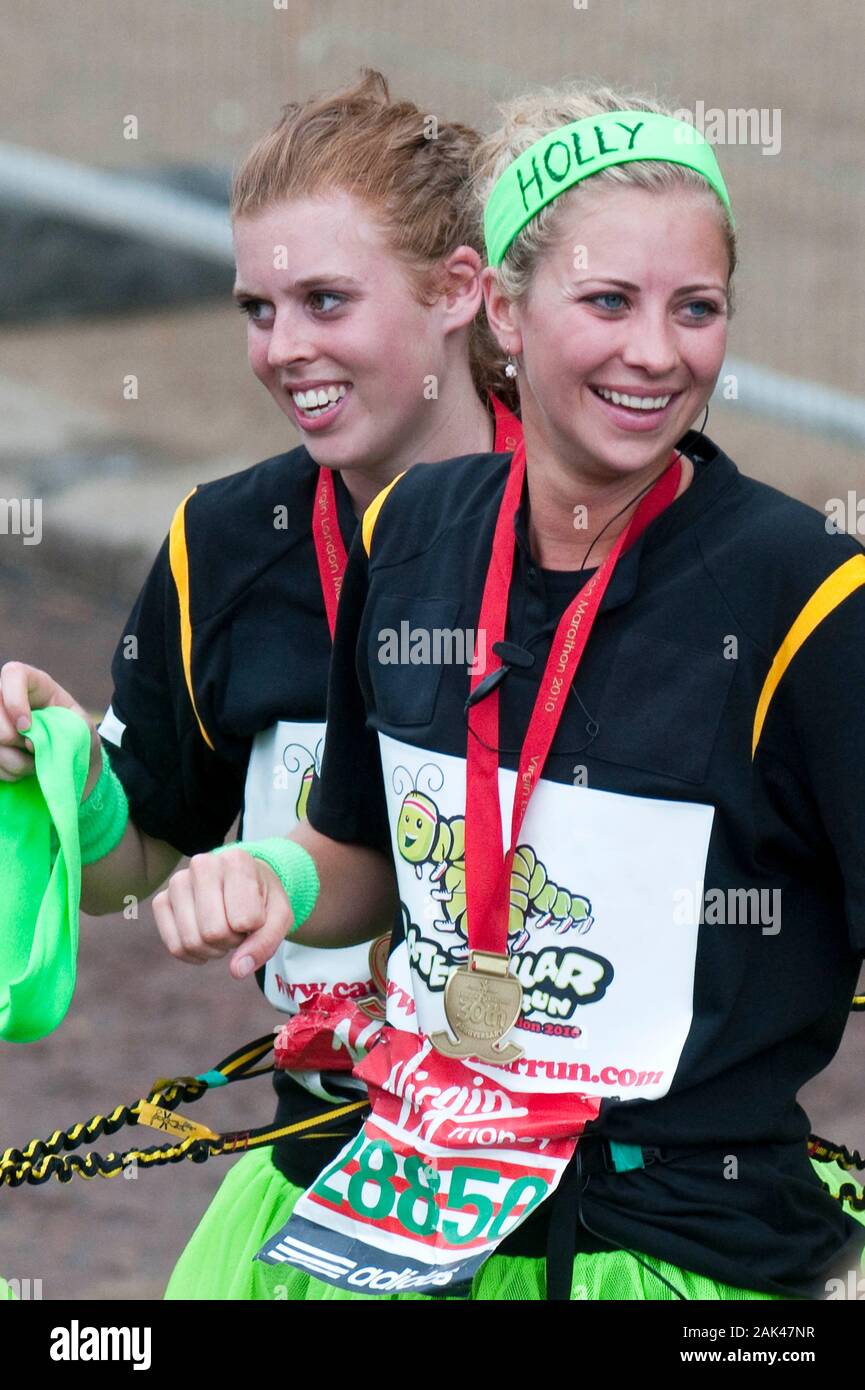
[392,764,595,954]
[282,737,324,820]
[404,918,613,1026]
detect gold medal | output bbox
[357,933,391,1021]
[432,950,524,1064]
[368,934,390,997]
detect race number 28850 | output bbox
[311,1132,549,1245]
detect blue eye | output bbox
[590,293,627,311]
[309,291,346,313]
[236,297,271,322]
[682,300,718,320]
[585,293,722,321]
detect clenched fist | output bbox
[152,847,295,980]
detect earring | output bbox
[504,351,518,380]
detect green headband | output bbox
[484,110,733,266]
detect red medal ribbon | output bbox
[465,440,682,956]
[312,468,349,641]
[489,391,522,454]
[312,395,522,641]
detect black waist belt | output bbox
[576,1137,668,1176]
[480,1134,693,1297]
[269,1074,368,1189]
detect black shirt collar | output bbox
[512,430,738,614]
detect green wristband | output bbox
[77,743,130,866]
[213,838,320,932]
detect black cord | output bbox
[464,686,600,757]
[577,405,710,573]
[462,413,710,755]
[573,1148,689,1301]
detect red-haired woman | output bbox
[0,70,521,1300]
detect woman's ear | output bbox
[481,266,523,356]
[438,245,484,334]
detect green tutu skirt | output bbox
[165,1148,865,1301]
[164,1150,308,1300]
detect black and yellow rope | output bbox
[3,1010,863,1209]
[805,988,865,1208]
[0,1033,368,1189]
[808,1133,865,1212]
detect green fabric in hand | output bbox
[0,706,91,1042]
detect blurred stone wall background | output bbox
[0,0,863,598]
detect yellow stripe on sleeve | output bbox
[168,487,215,752]
[361,472,406,556]
[752,553,865,758]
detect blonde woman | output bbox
[151,82,865,1301]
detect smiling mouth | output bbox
[290,383,350,418]
[589,385,680,411]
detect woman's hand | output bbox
[152,848,294,980]
[0,660,101,790]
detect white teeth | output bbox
[595,387,672,410]
[291,383,348,415]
